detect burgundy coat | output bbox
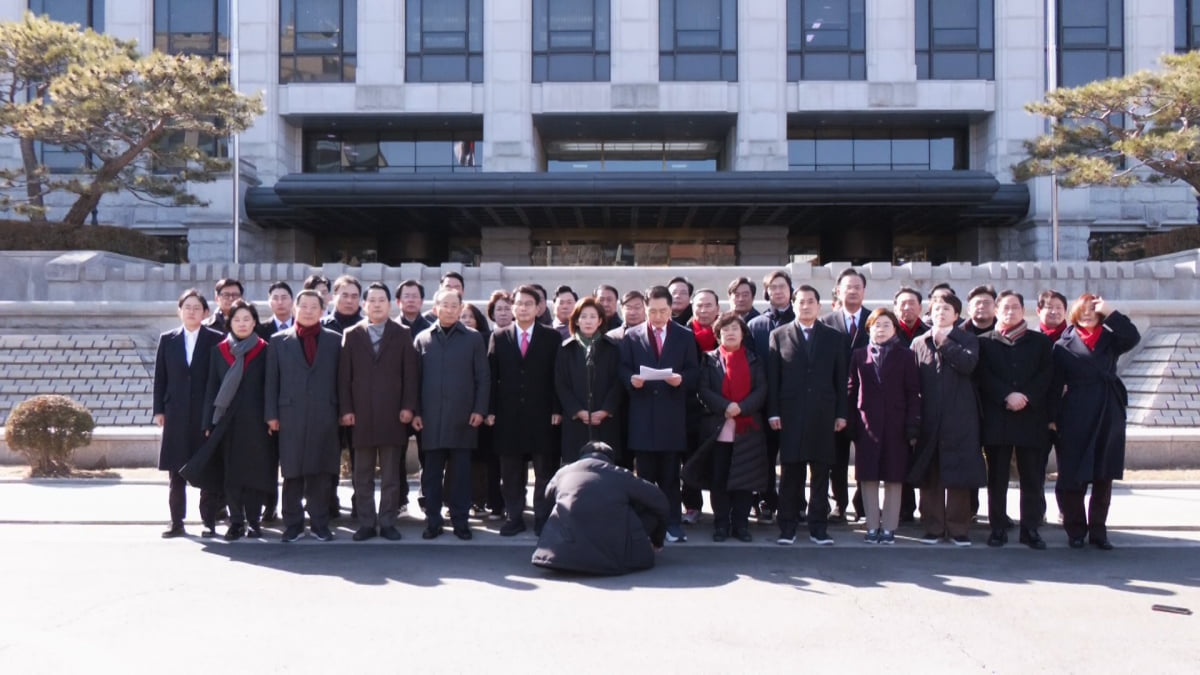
[847,343,921,483]
[338,319,420,449]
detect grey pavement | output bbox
[1,479,1197,673]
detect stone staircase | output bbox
[0,335,156,426]
[1122,330,1200,427]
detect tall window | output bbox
[29,0,104,173]
[545,140,721,171]
[786,0,865,81]
[915,0,993,79]
[1058,0,1123,87]
[280,0,357,83]
[659,0,737,82]
[1176,0,1200,52]
[533,0,610,82]
[406,0,484,83]
[787,129,966,171]
[303,130,482,173]
[28,0,103,31]
[154,0,228,57]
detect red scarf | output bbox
[719,346,758,434]
[1076,325,1102,351]
[296,323,320,366]
[898,319,921,341]
[691,320,718,352]
[1040,322,1066,343]
[218,336,266,366]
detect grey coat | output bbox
[908,327,986,488]
[264,326,342,479]
[414,321,490,451]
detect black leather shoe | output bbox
[224,523,245,542]
[200,522,217,539]
[352,526,377,542]
[261,510,278,524]
[161,523,186,539]
[827,507,847,524]
[1019,529,1047,550]
[421,525,444,540]
[247,523,263,539]
[1068,537,1086,549]
[281,524,305,542]
[1090,538,1114,551]
[712,528,729,542]
[379,526,403,541]
[733,527,753,543]
[453,525,473,541]
[499,520,527,537]
[986,529,1007,547]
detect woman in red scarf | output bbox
[1050,293,1140,550]
[691,312,768,542]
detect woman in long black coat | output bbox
[198,301,275,541]
[555,297,623,463]
[847,308,920,545]
[693,312,768,543]
[1051,294,1140,550]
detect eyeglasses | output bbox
[219,292,241,300]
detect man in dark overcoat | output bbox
[977,290,1054,549]
[532,442,669,576]
[768,284,848,546]
[819,268,871,523]
[338,282,419,542]
[412,288,490,541]
[265,289,343,543]
[619,285,699,543]
[489,285,562,537]
[154,289,224,538]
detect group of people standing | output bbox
[152,267,1139,559]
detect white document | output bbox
[639,366,675,381]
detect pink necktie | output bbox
[655,328,664,355]
[520,330,529,357]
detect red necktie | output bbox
[848,315,858,344]
[520,330,529,357]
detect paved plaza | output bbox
[0,478,1196,673]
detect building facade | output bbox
[1,0,1196,265]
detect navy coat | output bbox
[618,321,699,453]
[1051,312,1140,489]
[152,325,224,472]
[847,343,921,483]
[766,321,849,465]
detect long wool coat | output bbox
[766,321,849,465]
[847,342,921,483]
[338,319,420,449]
[555,335,623,462]
[692,348,769,493]
[488,322,561,457]
[977,329,1054,449]
[413,322,489,451]
[1051,311,1141,489]
[264,326,342,478]
[908,327,986,489]
[152,325,224,472]
[618,321,700,453]
[198,339,276,493]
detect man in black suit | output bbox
[819,268,870,523]
[489,285,563,536]
[667,276,694,326]
[746,269,795,523]
[595,284,623,333]
[396,279,431,335]
[768,284,848,546]
[619,285,699,543]
[892,286,927,522]
[728,276,760,322]
[153,289,224,538]
[203,278,243,335]
[255,281,294,340]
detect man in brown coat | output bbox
[338,282,420,541]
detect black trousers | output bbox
[681,429,704,512]
[710,441,753,531]
[167,470,220,527]
[422,448,471,528]
[262,435,280,517]
[501,453,560,529]
[1056,479,1113,541]
[472,452,503,513]
[831,430,861,513]
[900,483,917,520]
[636,451,681,528]
[226,484,269,526]
[984,445,1047,530]
[779,461,830,537]
[282,473,335,529]
[759,427,785,511]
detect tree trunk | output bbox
[61,189,103,227]
[18,137,46,221]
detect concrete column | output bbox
[236,0,288,182]
[865,0,916,82]
[481,227,532,265]
[1126,0,1174,73]
[737,226,789,265]
[103,0,152,48]
[611,0,658,83]
[733,0,787,171]
[357,0,404,84]
[482,0,536,171]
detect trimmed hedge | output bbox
[0,219,173,262]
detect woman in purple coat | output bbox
[847,308,921,544]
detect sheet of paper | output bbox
[639,366,675,381]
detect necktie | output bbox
[803,327,811,342]
[520,330,529,357]
[654,327,664,358]
[848,315,858,344]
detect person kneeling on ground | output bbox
[532,442,669,576]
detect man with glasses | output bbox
[204,278,243,334]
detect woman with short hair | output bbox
[555,297,623,463]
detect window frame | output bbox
[659,0,738,82]
[915,0,994,80]
[786,0,866,81]
[1174,0,1200,53]
[1057,0,1123,87]
[405,0,484,83]
[786,128,969,172]
[532,0,611,82]
[28,0,103,31]
[154,0,229,58]
[279,0,358,84]
[302,129,484,174]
